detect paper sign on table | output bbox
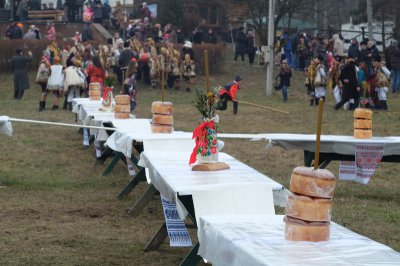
[160,194,192,247]
[339,143,384,184]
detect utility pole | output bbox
[367,0,373,40]
[266,0,275,96]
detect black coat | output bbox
[235,31,247,54]
[340,63,358,99]
[205,33,217,44]
[81,24,93,42]
[278,69,292,86]
[10,55,33,93]
[389,46,400,70]
[119,49,135,68]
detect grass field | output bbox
[0,51,399,265]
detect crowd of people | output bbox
[275,30,400,109]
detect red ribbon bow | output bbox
[189,120,215,165]
[102,87,113,100]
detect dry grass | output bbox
[0,50,399,265]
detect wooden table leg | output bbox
[179,243,202,266]
[117,167,146,198]
[144,222,168,251]
[128,184,157,217]
[102,152,123,176]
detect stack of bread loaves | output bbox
[354,108,372,139]
[89,82,101,100]
[114,95,131,119]
[151,101,173,133]
[284,166,336,242]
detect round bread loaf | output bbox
[89,90,101,96]
[151,101,173,115]
[284,216,330,242]
[152,114,173,125]
[151,123,173,133]
[89,95,101,101]
[285,193,332,222]
[89,82,101,90]
[115,104,131,113]
[354,129,372,139]
[290,167,336,199]
[354,108,372,120]
[115,95,130,105]
[354,119,372,129]
[114,112,130,119]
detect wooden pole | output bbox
[237,100,289,114]
[204,50,210,93]
[314,98,325,170]
[161,68,165,102]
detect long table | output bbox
[137,148,288,265]
[265,134,400,167]
[198,215,400,266]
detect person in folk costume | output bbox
[182,53,196,92]
[36,50,51,111]
[372,56,391,110]
[148,53,159,88]
[217,75,242,115]
[165,42,179,89]
[139,38,156,85]
[64,58,86,111]
[158,47,169,88]
[98,44,109,71]
[47,56,65,110]
[124,58,138,112]
[86,55,107,88]
[334,56,359,110]
[329,60,342,104]
[312,55,327,105]
[357,61,371,108]
[113,1,123,30]
[10,47,33,100]
[171,49,181,90]
[304,59,316,106]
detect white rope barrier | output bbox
[8,117,117,131]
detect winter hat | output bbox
[183,41,192,48]
[235,75,242,82]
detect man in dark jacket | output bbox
[5,23,23,39]
[81,22,93,42]
[204,28,217,44]
[334,56,359,110]
[192,28,203,44]
[176,28,185,44]
[234,27,247,64]
[347,38,360,63]
[10,48,33,99]
[389,40,400,93]
[118,41,136,84]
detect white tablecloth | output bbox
[0,116,12,137]
[105,119,193,157]
[265,133,400,156]
[198,215,400,266]
[138,151,288,218]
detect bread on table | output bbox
[114,95,131,119]
[152,114,173,126]
[151,101,173,115]
[114,112,130,119]
[89,82,101,100]
[285,193,332,222]
[115,104,131,113]
[290,166,336,199]
[354,108,372,120]
[354,108,372,139]
[151,123,173,133]
[115,95,130,105]
[284,216,330,242]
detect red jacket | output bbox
[220,81,240,102]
